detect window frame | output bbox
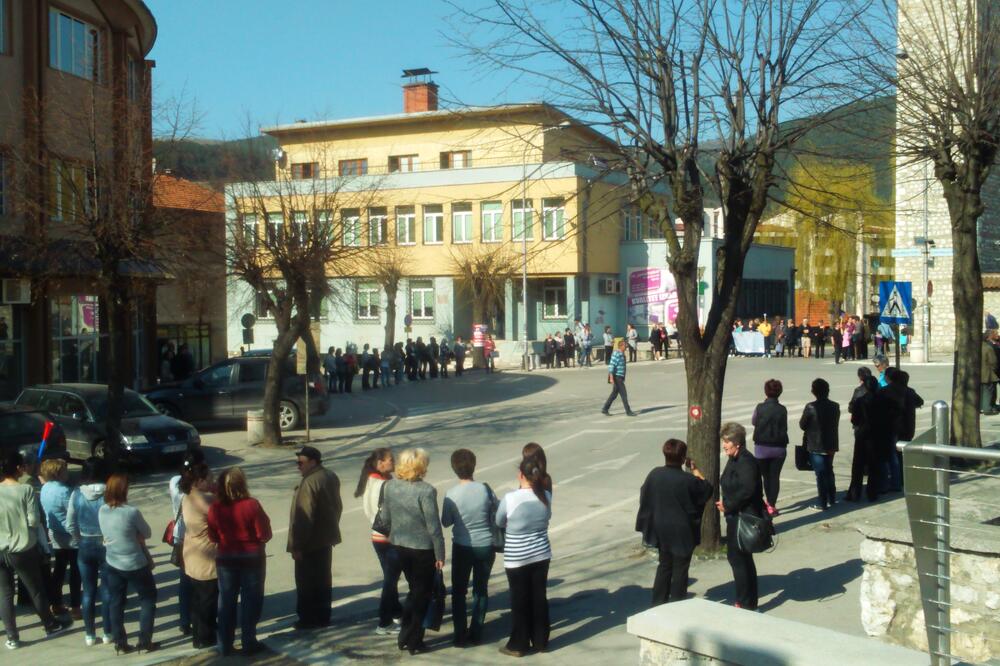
[395,206,416,245]
[481,201,503,243]
[451,203,473,244]
[368,207,388,246]
[356,282,381,321]
[512,199,534,241]
[423,205,444,245]
[542,280,568,320]
[409,279,435,321]
[388,154,419,173]
[265,212,283,245]
[542,198,566,240]
[338,158,368,176]
[342,209,362,247]
[49,8,102,82]
[290,162,319,180]
[242,213,258,247]
[254,281,281,320]
[440,150,471,169]
[292,210,308,244]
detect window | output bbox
[315,209,333,243]
[645,211,663,238]
[356,282,380,320]
[481,201,502,242]
[338,159,367,176]
[291,162,319,179]
[513,199,534,241]
[342,209,362,246]
[410,280,434,320]
[266,212,283,245]
[368,207,388,245]
[126,57,142,102]
[423,205,443,244]
[543,280,567,319]
[388,155,419,173]
[242,213,258,247]
[396,206,415,245]
[237,362,267,384]
[623,207,633,241]
[49,9,101,81]
[452,203,473,243]
[254,282,280,318]
[440,151,471,169]
[292,211,308,244]
[199,363,233,388]
[49,159,92,222]
[542,198,566,240]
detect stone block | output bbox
[860,538,888,565]
[860,566,896,636]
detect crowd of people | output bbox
[541,320,675,369]
[731,315,907,362]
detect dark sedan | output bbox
[144,356,327,431]
[14,384,201,464]
[0,404,68,463]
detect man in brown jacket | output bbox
[288,446,343,629]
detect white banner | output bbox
[733,331,765,355]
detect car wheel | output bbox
[155,402,179,418]
[92,440,107,460]
[279,400,300,431]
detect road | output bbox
[9,354,972,664]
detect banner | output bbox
[472,324,487,348]
[626,267,678,326]
[732,331,766,355]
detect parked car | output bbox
[14,384,201,464]
[0,403,68,462]
[144,355,327,431]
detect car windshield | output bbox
[88,391,159,421]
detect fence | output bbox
[899,400,1000,665]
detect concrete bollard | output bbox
[247,409,265,445]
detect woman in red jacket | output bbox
[207,467,272,656]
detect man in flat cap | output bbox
[288,446,343,629]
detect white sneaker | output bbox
[374,624,400,636]
[102,634,113,645]
[5,639,20,650]
[85,635,97,647]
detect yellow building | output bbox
[227,71,637,355]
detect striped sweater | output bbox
[496,488,552,568]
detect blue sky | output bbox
[146,0,537,138]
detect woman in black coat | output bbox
[751,379,788,515]
[717,423,765,610]
[846,367,879,502]
[635,439,713,605]
[799,378,841,510]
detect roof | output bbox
[153,174,224,213]
[261,102,618,150]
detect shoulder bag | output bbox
[794,431,813,471]
[736,510,774,554]
[371,482,390,536]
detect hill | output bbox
[153,135,278,184]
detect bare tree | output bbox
[450,244,523,367]
[358,244,412,350]
[875,0,1000,447]
[455,0,876,547]
[226,142,378,446]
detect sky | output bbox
[145,0,539,139]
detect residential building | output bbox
[0,0,158,399]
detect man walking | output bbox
[602,340,636,416]
[288,446,343,630]
[800,318,812,358]
[454,336,466,376]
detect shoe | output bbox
[114,643,134,655]
[499,646,527,657]
[409,643,428,655]
[70,606,83,621]
[5,639,20,650]
[293,620,319,631]
[375,624,400,636]
[808,504,828,511]
[601,410,610,416]
[180,625,191,636]
[136,641,160,653]
[85,634,98,647]
[102,634,114,645]
[626,411,637,417]
[241,642,267,656]
[45,618,72,636]
[765,504,779,517]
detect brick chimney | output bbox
[402,68,438,113]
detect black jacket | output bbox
[800,398,841,454]
[635,466,714,556]
[720,449,764,518]
[752,398,789,446]
[872,383,907,448]
[900,387,925,441]
[849,384,876,437]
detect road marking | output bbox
[558,452,640,486]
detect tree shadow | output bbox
[544,584,648,652]
[703,559,862,611]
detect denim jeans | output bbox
[107,565,157,646]
[373,541,402,627]
[451,544,495,643]
[217,562,265,654]
[77,538,111,638]
[809,452,837,508]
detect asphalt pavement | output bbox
[6,353,979,665]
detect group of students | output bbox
[542,321,673,369]
[735,316,907,362]
[356,443,553,657]
[324,335,493,392]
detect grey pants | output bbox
[1,547,56,640]
[603,376,632,413]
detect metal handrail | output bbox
[897,400,1000,666]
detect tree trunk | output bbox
[947,197,984,447]
[471,295,486,369]
[301,323,321,377]
[384,282,398,350]
[103,277,129,470]
[262,326,296,447]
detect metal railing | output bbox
[898,401,1000,665]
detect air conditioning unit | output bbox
[613,279,623,294]
[600,278,616,295]
[1,279,31,304]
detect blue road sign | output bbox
[879,281,913,325]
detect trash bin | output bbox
[247,409,265,444]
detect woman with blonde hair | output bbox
[40,457,81,619]
[381,448,445,655]
[207,467,272,656]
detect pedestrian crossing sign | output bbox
[879,281,912,325]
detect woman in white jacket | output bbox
[354,448,401,635]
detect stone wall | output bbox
[859,535,1000,663]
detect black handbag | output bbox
[484,483,505,553]
[736,511,774,554]
[422,570,446,631]
[371,482,390,536]
[794,444,813,471]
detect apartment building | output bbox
[0,0,158,398]
[228,72,795,357]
